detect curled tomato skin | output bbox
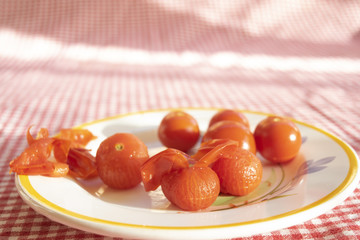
[158,111,200,152]
[96,133,149,189]
[53,139,72,163]
[202,120,256,154]
[209,109,250,128]
[140,148,190,192]
[56,128,97,148]
[9,138,55,175]
[67,148,97,179]
[45,162,69,177]
[254,116,302,163]
[10,127,97,178]
[192,139,238,162]
[161,166,220,211]
[26,126,49,145]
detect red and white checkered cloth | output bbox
[1,1,360,239]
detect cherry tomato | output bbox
[161,166,220,211]
[141,148,219,211]
[202,120,256,154]
[209,109,250,128]
[211,148,262,196]
[158,111,200,152]
[96,133,149,189]
[254,116,302,163]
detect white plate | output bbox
[15,108,360,239]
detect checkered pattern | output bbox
[1,0,360,239]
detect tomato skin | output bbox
[140,148,190,191]
[56,129,97,148]
[96,133,149,189]
[161,166,220,211]
[209,109,250,128]
[67,148,97,179]
[158,111,200,152]
[202,120,256,154]
[10,127,98,178]
[254,116,302,163]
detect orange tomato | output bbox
[209,109,250,128]
[161,166,220,211]
[254,116,302,163]
[158,111,200,152]
[96,133,149,189]
[211,148,262,196]
[202,120,256,154]
[141,148,220,211]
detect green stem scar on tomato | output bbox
[115,143,124,151]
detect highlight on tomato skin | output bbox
[254,116,302,163]
[208,109,250,128]
[158,111,200,153]
[96,133,149,189]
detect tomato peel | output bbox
[141,148,190,191]
[55,128,97,148]
[194,139,239,167]
[67,148,97,179]
[10,127,97,178]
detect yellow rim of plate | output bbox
[18,107,359,230]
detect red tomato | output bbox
[209,109,250,128]
[158,111,200,152]
[202,120,256,154]
[254,116,302,163]
[96,133,149,189]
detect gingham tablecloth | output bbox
[1,1,360,239]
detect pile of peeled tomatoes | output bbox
[9,109,302,211]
